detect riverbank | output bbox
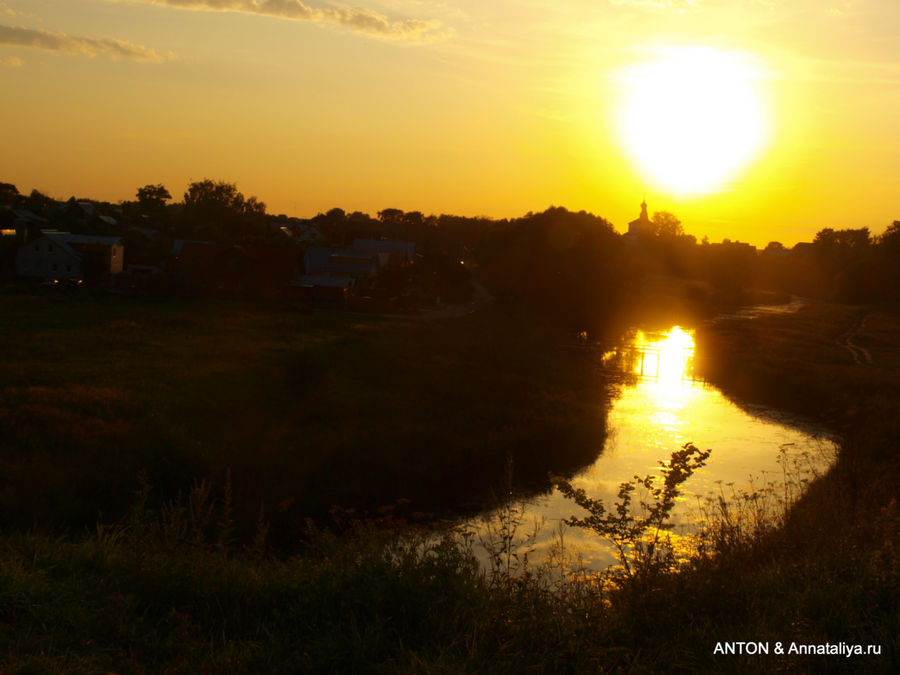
[0,291,608,544]
[692,302,899,664]
[0,295,896,671]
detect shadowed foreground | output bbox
[0,298,897,671]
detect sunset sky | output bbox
[1,0,898,246]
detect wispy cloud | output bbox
[0,24,172,62]
[1,55,23,66]
[111,0,449,42]
[608,0,704,9]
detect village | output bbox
[0,182,475,312]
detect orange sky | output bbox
[1,1,898,246]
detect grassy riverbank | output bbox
[0,290,607,543]
[1,294,897,672]
[692,303,899,667]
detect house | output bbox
[174,242,301,297]
[303,247,378,280]
[272,219,326,244]
[352,239,415,267]
[289,274,356,306]
[298,240,416,306]
[15,232,124,281]
[7,208,48,241]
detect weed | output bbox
[554,442,711,584]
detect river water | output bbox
[469,309,836,571]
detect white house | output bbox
[15,233,124,280]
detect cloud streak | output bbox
[0,24,171,62]
[608,0,704,8]
[114,1,448,42]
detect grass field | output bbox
[0,289,608,546]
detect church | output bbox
[627,200,654,237]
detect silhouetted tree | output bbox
[136,184,171,215]
[876,221,900,300]
[0,182,19,206]
[811,227,874,301]
[182,179,267,242]
[82,242,112,286]
[878,221,900,253]
[651,211,684,238]
[24,189,54,214]
[377,208,404,226]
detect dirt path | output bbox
[836,312,873,365]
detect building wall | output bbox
[15,237,81,278]
[110,243,124,275]
[14,236,124,279]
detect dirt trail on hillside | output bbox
[837,313,872,365]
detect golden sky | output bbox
[1,0,898,246]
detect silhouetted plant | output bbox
[474,456,543,588]
[553,442,711,584]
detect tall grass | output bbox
[4,435,893,673]
[0,293,607,545]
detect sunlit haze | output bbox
[2,0,898,245]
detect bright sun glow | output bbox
[628,326,697,397]
[617,46,771,195]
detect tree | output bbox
[0,182,20,206]
[651,211,684,238]
[878,221,900,252]
[82,242,112,286]
[24,189,54,214]
[323,207,346,222]
[377,208,404,226]
[813,227,871,250]
[182,179,267,241]
[136,184,171,214]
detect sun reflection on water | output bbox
[469,324,836,573]
[604,325,697,387]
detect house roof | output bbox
[173,239,216,256]
[43,233,122,261]
[292,274,355,289]
[304,247,376,278]
[128,225,160,239]
[352,238,415,262]
[12,209,48,224]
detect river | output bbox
[469,307,836,572]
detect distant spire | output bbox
[628,196,653,236]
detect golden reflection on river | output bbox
[472,326,835,571]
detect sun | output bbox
[616,46,771,195]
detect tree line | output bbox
[3,178,898,320]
